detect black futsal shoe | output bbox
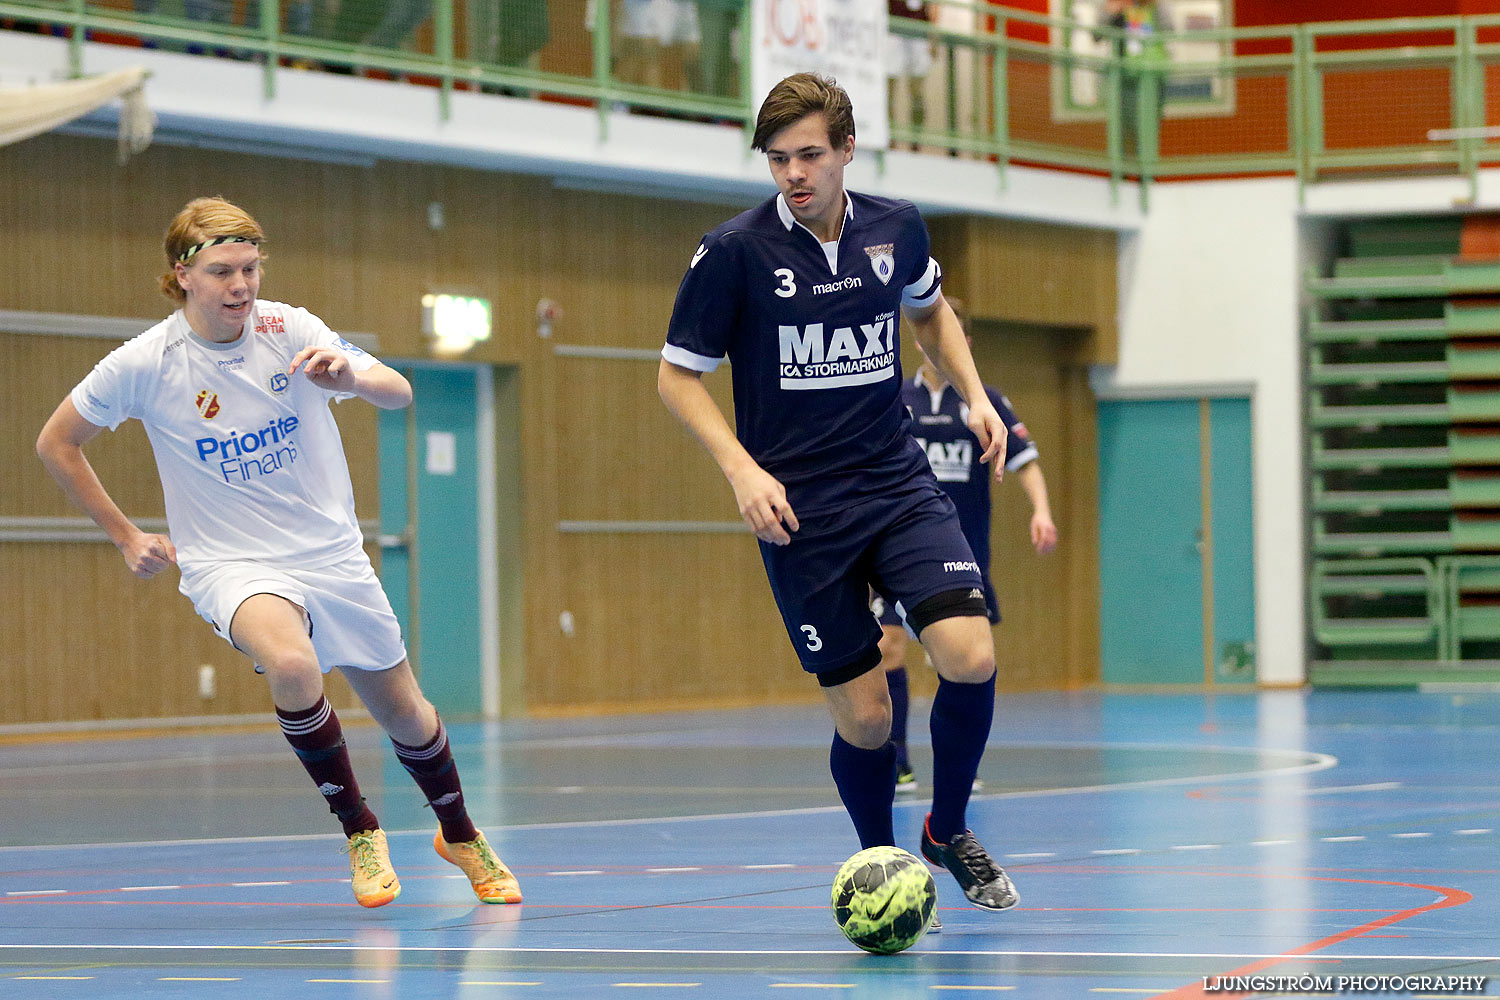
[921,816,1019,911]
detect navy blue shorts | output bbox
[759,484,985,685]
[873,574,1000,629]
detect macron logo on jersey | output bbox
[777,311,897,390]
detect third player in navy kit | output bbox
[881,320,1058,790]
[658,73,1018,912]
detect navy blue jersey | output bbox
[905,373,1038,569]
[663,191,945,516]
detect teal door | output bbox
[1098,397,1256,685]
[378,364,491,718]
[1208,398,1256,684]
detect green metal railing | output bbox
[7,1,1500,206]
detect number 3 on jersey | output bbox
[774,268,797,298]
[800,624,822,651]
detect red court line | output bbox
[1150,875,1473,999]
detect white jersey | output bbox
[71,300,382,570]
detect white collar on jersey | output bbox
[913,368,951,394]
[913,368,955,415]
[775,191,856,232]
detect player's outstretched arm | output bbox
[36,396,177,579]
[1016,462,1058,553]
[657,359,799,545]
[904,295,1007,476]
[289,349,412,409]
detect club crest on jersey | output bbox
[195,390,221,419]
[864,243,895,285]
[268,371,289,394]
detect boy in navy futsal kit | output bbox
[879,321,1057,788]
[657,73,1017,910]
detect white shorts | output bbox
[180,550,407,673]
[887,33,934,79]
[620,0,699,44]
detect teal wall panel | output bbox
[377,405,412,650]
[409,366,483,717]
[1099,399,1204,684]
[1209,397,1257,684]
[378,365,484,718]
[1098,397,1257,685]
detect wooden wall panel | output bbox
[912,216,1113,693]
[552,356,739,523]
[930,216,1119,365]
[0,330,375,726]
[884,324,1101,696]
[0,541,366,725]
[1,130,1114,726]
[541,533,804,711]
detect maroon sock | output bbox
[277,697,380,837]
[392,718,478,844]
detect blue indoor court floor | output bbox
[1,690,1498,998]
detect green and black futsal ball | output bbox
[830,846,937,954]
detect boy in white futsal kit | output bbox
[35,197,521,909]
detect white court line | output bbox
[1304,782,1401,795]
[0,749,1339,853]
[0,943,1495,962]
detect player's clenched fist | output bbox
[119,531,177,579]
[729,463,800,546]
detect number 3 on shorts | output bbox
[800,624,822,651]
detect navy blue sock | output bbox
[829,732,897,849]
[886,667,910,770]
[928,673,996,844]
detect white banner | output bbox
[750,0,890,150]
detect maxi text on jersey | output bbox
[778,310,897,389]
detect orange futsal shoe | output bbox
[434,830,523,904]
[344,828,401,908]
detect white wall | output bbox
[1103,174,1500,685]
[1102,177,1305,686]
